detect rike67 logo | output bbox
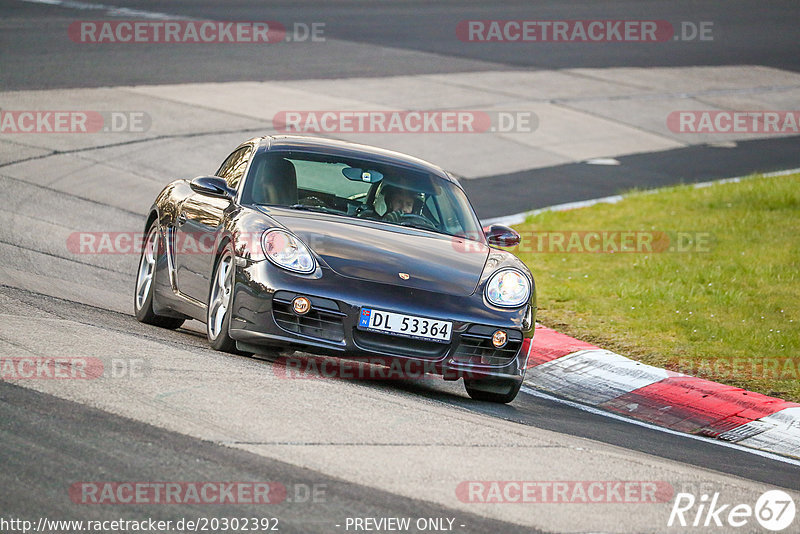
[668,490,796,531]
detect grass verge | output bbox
[512,173,800,402]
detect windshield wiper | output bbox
[287,204,339,214]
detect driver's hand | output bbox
[383,210,403,223]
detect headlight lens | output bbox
[485,269,530,307]
[261,229,315,274]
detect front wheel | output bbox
[207,245,237,352]
[464,378,522,404]
[134,222,185,329]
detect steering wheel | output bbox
[399,213,437,230]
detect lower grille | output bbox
[272,292,345,343]
[453,327,522,367]
[353,329,449,360]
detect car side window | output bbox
[215,146,252,190]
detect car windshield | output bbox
[240,150,483,240]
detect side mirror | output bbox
[484,224,520,247]
[189,176,234,200]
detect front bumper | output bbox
[228,260,534,382]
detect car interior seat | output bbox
[252,157,298,206]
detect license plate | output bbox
[358,308,452,343]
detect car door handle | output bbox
[176,213,187,226]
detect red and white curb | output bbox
[522,324,800,460]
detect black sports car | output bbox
[134,135,535,403]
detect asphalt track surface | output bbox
[2,1,800,533]
[2,0,799,90]
[465,135,800,218]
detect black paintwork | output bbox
[142,136,536,392]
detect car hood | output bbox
[269,210,489,296]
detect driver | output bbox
[382,185,416,223]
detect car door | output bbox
[174,145,252,303]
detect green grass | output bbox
[513,173,800,402]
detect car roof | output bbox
[251,135,458,185]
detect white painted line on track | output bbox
[19,0,181,20]
[483,195,623,227]
[585,157,621,165]
[482,166,800,226]
[520,385,800,468]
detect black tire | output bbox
[464,378,522,404]
[134,222,185,329]
[206,244,237,352]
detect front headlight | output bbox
[485,268,530,307]
[261,229,316,274]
